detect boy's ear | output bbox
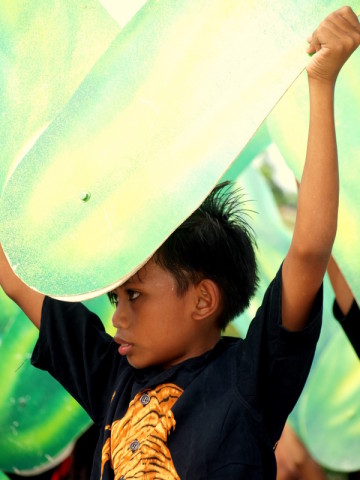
[192,279,221,321]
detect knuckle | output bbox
[336,37,353,53]
[331,6,354,22]
[315,23,326,35]
[354,30,360,43]
[344,35,357,49]
[327,11,340,22]
[337,5,354,17]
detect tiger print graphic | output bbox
[101,383,184,479]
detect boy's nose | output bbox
[112,303,130,329]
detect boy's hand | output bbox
[306,6,360,84]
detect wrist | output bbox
[307,75,336,95]
[307,77,335,112]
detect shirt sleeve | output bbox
[333,299,360,359]
[31,296,124,426]
[237,265,322,446]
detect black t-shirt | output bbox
[333,299,360,359]
[32,266,322,479]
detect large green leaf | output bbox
[99,0,148,26]
[0,0,120,196]
[1,0,352,300]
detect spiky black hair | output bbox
[155,181,259,330]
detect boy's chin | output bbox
[126,355,154,370]
[126,354,171,370]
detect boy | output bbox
[1,7,360,479]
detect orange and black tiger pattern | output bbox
[101,383,184,479]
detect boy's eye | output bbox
[107,291,118,307]
[127,290,140,302]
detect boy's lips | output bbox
[114,336,133,356]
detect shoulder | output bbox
[255,264,322,339]
[34,296,115,367]
[42,296,108,332]
[240,264,322,377]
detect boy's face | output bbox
[111,259,218,369]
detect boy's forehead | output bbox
[122,258,155,285]
[123,270,144,286]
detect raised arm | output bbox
[282,7,360,330]
[0,243,44,328]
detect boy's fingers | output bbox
[327,12,360,43]
[307,26,334,54]
[328,7,360,42]
[325,17,355,36]
[335,5,360,29]
[307,8,360,56]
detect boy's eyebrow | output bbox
[121,279,134,288]
[121,272,143,287]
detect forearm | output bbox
[282,81,337,330]
[294,79,338,262]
